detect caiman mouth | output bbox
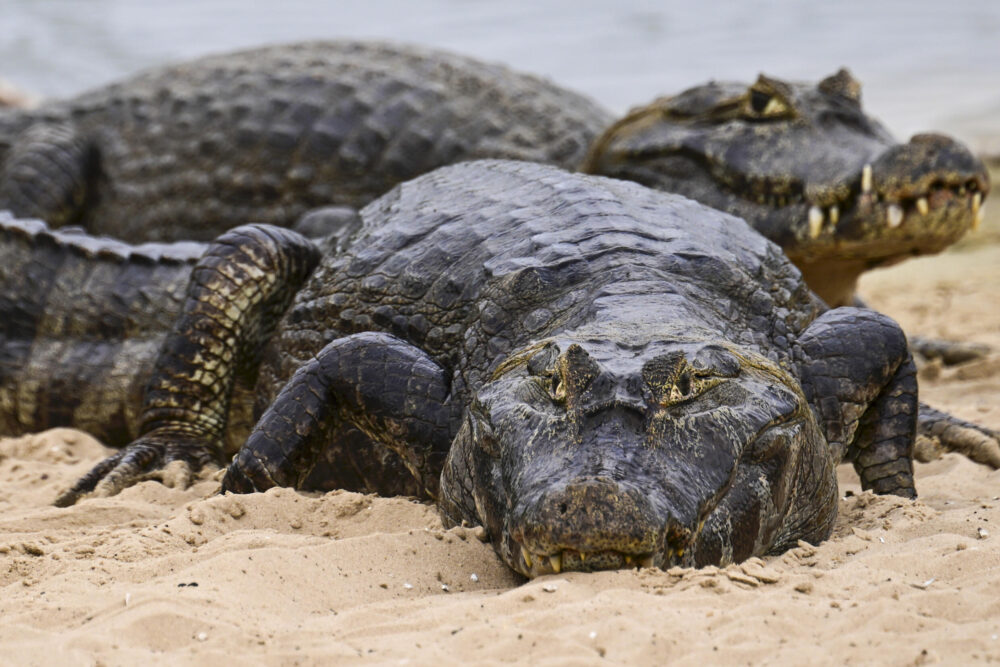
[689,153,987,231]
[513,545,656,577]
[651,149,990,260]
[789,164,987,243]
[509,517,697,578]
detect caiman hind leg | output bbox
[0,123,96,226]
[794,307,918,498]
[222,332,455,499]
[55,224,320,506]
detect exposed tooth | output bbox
[974,202,986,231]
[624,555,633,565]
[828,205,839,225]
[579,552,586,563]
[972,192,982,216]
[916,197,929,216]
[521,547,532,568]
[887,204,904,228]
[808,206,824,238]
[861,164,873,193]
[550,553,562,574]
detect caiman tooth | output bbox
[521,547,533,569]
[887,204,904,228]
[861,164,873,194]
[973,200,986,232]
[808,206,824,239]
[550,553,562,574]
[972,193,983,231]
[916,197,929,216]
[828,205,839,225]
[623,554,633,565]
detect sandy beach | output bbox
[1,180,998,665]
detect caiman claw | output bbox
[917,405,1000,469]
[54,433,221,507]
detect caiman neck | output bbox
[789,256,869,308]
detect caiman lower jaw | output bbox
[513,545,657,578]
[799,165,987,243]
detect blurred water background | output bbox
[1,0,998,149]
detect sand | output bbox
[2,189,999,666]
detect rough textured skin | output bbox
[57,162,920,576]
[0,212,323,460]
[0,41,610,243]
[0,43,987,305]
[0,212,203,446]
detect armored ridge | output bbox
[56,162,920,577]
[0,40,611,243]
[0,43,988,306]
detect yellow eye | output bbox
[746,89,791,118]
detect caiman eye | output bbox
[525,344,566,402]
[745,88,792,119]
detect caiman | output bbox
[0,41,988,307]
[48,161,924,575]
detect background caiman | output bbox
[0,41,988,307]
[52,161,922,576]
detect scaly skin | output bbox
[56,161,921,577]
[0,41,610,243]
[0,43,988,305]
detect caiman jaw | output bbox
[508,515,697,577]
[795,163,988,248]
[513,543,658,578]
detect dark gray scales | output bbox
[0,41,610,243]
[53,161,921,576]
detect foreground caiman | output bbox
[51,161,922,575]
[0,41,988,307]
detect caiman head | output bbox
[439,332,838,578]
[581,69,990,306]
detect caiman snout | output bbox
[857,132,989,233]
[511,477,664,576]
[871,132,988,199]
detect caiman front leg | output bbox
[55,224,320,506]
[794,307,918,498]
[222,332,455,499]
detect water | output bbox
[1,0,999,147]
